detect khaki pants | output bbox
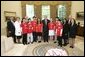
[69,38,75,47]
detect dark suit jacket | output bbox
[66,19,72,32]
[7,20,15,37]
[69,20,77,38]
[42,19,50,34]
[63,21,69,36]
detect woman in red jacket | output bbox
[36,19,43,43]
[21,18,28,45]
[48,18,55,40]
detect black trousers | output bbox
[10,32,16,43]
[22,34,27,44]
[16,36,21,39]
[33,32,37,42]
[63,34,68,45]
[16,36,22,43]
[12,35,16,43]
[43,32,48,42]
[7,31,16,43]
[57,36,62,46]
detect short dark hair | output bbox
[28,18,31,21]
[56,17,59,19]
[21,18,26,23]
[78,22,80,24]
[33,16,36,18]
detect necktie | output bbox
[45,19,47,25]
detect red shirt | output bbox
[27,22,33,33]
[21,22,28,34]
[55,21,63,36]
[31,20,37,32]
[48,22,55,30]
[54,21,59,30]
[36,23,43,32]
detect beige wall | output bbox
[71,1,84,19]
[1,1,22,35]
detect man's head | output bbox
[33,16,37,20]
[28,18,31,22]
[44,15,47,19]
[68,15,72,20]
[10,16,14,20]
[56,17,59,21]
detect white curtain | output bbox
[42,5,50,20]
[26,4,34,20]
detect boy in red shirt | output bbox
[48,18,55,40]
[36,19,43,43]
[31,16,37,42]
[27,18,33,44]
[21,18,28,45]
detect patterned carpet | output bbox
[32,43,68,56]
[32,43,84,56]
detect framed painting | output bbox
[76,12,84,21]
[4,11,16,22]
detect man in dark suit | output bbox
[7,17,16,43]
[62,19,69,46]
[42,15,50,42]
[65,15,72,44]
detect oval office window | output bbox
[58,5,66,22]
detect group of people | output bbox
[7,15,77,48]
